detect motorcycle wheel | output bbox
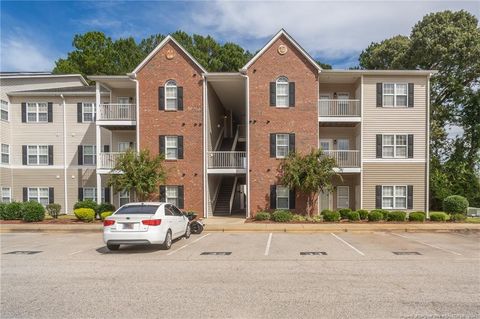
[191,222,204,234]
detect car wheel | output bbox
[161,230,172,250]
[184,224,191,239]
[107,244,120,251]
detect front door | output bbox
[319,139,333,151]
[319,191,332,213]
[337,139,349,165]
[319,94,331,116]
[337,186,350,209]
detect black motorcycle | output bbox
[184,212,204,234]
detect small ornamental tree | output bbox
[108,149,167,201]
[279,149,338,217]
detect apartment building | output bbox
[0,29,433,217]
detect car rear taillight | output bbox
[103,219,115,227]
[142,219,162,226]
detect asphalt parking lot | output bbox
[1,231,479,319]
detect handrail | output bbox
[98,152,125,169]
[229,177,238,215]
[231,125,240,151]
[318,99,361,117]
[98,104,136,121]
[323,150,360,168]
[207,151,247,169]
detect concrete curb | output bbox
[1,223,479,233]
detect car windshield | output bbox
[115,205,159,215]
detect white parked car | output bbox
[103,202,190,251]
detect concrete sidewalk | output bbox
[1,221,479,233]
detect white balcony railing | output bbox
[208,151,247,169]
[323,150,360,168]
[98,104,136,121]
[98,152,124,169]
[318,99,361,117]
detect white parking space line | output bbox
[391,233,462,256]
[264,233,273,256]
[331,233,365,256]
[166,233,211,256]
[69,250,83,256]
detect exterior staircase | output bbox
[214,177,235,215]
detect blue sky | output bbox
[1,0,478,71]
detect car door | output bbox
[163,205,177,235]
[171,205,187,238]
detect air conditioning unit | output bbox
[467,207,480,217]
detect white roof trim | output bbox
[320,70,438,75]
[0,74,88,86]
[241,29,322,72]
[8,91,109,97]
[132,35,207,74]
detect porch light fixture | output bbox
[333,92,338,99]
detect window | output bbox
[118,142,134,152]
[165,80,178,110]
[27,145,48,165]
[1,100,8,121]
[119,190,130,207]
[83,187,104,202]
[383,83,408,107]
[275,134,289,158]
[165,186,178,206]
[82,103,95,122]
[382,134,407,158]
[276,76,289,107]
[1,144,9,164]
[83,145,96,165]
[28,187,49,206]
[1,187,11,203]
[165,136,178,160]
[382,186,407,209]
[276,186,289,209]
[27,102,48,122]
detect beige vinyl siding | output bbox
[111,131,136,152]
[109,88,135,103]
[363,162,426,212]
[362,75,427,160]
[319,126,360,150]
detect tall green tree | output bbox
[279,149,338,216]
[108,149,167,202]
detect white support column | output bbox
[95,82,102,205]
[96,173,102,206]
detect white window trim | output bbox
[119,190,130,207]
[382,83,408,108]
[165,136,178,160]
[1,143,9,164]
[1,100,9,122]
[165,80,178,111]
[336,186,350,209]
[382,134,408,159]
[275,133,289,159]
[275,76,289,108]
[27,145,49,166]
[165,186,179,206]
[82,145,96,165]
[27,187,49,206]
[83,187,105,202]
[82,102,95,123]
[26,102,48,123]
[1,187,11,203]
[276,185,289,210]
[381,185,407,210]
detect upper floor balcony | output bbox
[322,150,361,173]
[97,104,136,126]
[97,152,125,174]
[207,151,247,174]
[318,99,361,123]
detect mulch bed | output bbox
[0,219,102,224]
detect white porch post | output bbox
[95,82,102,205]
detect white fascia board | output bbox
[0,74,89,86]
[7,92,108,97]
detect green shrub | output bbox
[386,211,407,222]
[348,211,360,221]
[46,203,61,219]
[356,209,369,220]
[443,195,469,214]
[321,209,333,216]
[100,211,113,221]
[74,208,95,222]
[370,209,389,220]
[22,201,45,222]
[450,213,467,222]
[2,202,23,220]
[368,211,383,222]
[408,212,426,222]
[0,203,6,219]
[429,212,447,222]
[255,211,271,221]
[312,215,322,223]
[96,202,116,214]
[271,210,293,222]
[338,208,352,220]
[74,200,98,211]
[292,214,306,222]
[323,210,341,222]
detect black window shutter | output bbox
[408,83,414,108]
[289,133,295,154]
[376,135,382,158]
[177,136,184,159]
[159,186,166,202]
[408,134,414,158]
[78,188,84,201]
[47,102,53,122]
[103,145,110,152]
[270,134,276,158]
[375,185,382,209]
[407,185,413,209]
[48,145,54,165]
[158,87,165,110]
[49,187,54,204]
[104,188,111,203]
[77,103,83,123]
[289,82,295,107]
[177,87,183,111]
[159,136,165,156]
[21,103,27,123]
[289,188,295,209]
[22,145,27,165]
[23,188,28,202]
[376,83,383,107]
[178,185,184,209]
[270,185,276,209]
[78,145,83,165]
[269,82,276,106]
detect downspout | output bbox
[202,74,208,218]
[240,73,250,219]
[426,74,431,218]
[130,74,140,152]
[61,94,68,214]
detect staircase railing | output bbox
[229,177,238,215]
[231,125,240,151]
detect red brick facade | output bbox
[247,35,319,215]
[137,41,204,216]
